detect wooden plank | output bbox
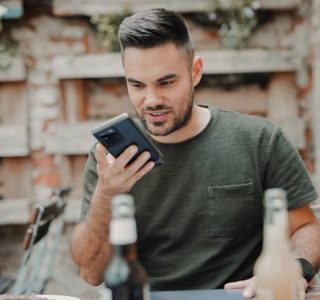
[56,156,87,203]
[268,74,298,120]
[195,85,268,116]
[64,198,82,223]
[0,157,32,199]
[61,80,88,122]
[53,0,301,16]
[53,49,297,79]
[0,125,29,156]
[0,82,27,123]
[201,49,296,74]
[87,79,135,118]
[69,156,88,198]
[0,197,83,224]
[44,121,100,155]
[55,156,73,197]
[0,57,26,82]
[53,53,124,79]
[249,15,295,49]
[276,118,305,150]
[0,198,31,225]
[267,73,305,149]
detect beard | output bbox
[139,91,194,137]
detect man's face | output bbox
[122,43,196,137]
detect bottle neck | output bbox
[113,243,138,262]
[263,199,290,253]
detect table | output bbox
[2,287,320,300]
[151,287,320,300]
[151,289,245,300]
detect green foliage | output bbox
[210,0,259,49]
[90,10,131,52]
[0,37,19,70]
[0,4,8,18]
[0,4,19,70]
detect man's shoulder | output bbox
[85,144,97,170]
[214,107,277,134]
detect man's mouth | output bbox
[144,110,170,122]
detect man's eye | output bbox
[161,81,174,86]
[132,83,144,88]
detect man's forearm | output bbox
[291,221,320,270]
[71,191,113,285]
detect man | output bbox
[71,8,320,298]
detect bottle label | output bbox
[256,286,300,300]
[143,283,150,300]
[110,218,137,245]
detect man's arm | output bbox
[70,188,112,285]
[70,143,155,285]
[225,202,320,298]
[289,204,320,272]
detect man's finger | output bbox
[224,279,250,289]
[106,153,115,165]
[95,143,108,166]
[125,161,155,188]
[243,285,255,299]
[225,277,256,299]
[122,151,151,179]
[115,145,138,170]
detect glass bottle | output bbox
[103,194,149,300]
[254,188,302,300]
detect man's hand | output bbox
[95,143,155,198]
[224,277,257,298]
[224,276,308,299]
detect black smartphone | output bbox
[91,113,164,166]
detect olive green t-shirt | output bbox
[80,107,318,290]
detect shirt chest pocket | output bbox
[208,182,255,237]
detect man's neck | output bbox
[151,105,211,144]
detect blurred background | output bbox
[0,0,319,299]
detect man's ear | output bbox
[192,56,203,87]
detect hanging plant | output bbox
[0,37,19,70]
[0,4,19,70]
[90,10,131,52]
[209,0,260,49]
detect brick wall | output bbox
[0,0,319,216]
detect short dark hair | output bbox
[118,8,194,55]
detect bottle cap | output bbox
[264,188,287,209]
[112,194,135,219]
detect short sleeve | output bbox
[263,127,318,209]
[78,145,98,223]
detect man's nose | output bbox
[144,87,163,107]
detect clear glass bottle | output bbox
[102,194,149,300]
[254,188,302,300]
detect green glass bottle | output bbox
[103,194,150,300]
